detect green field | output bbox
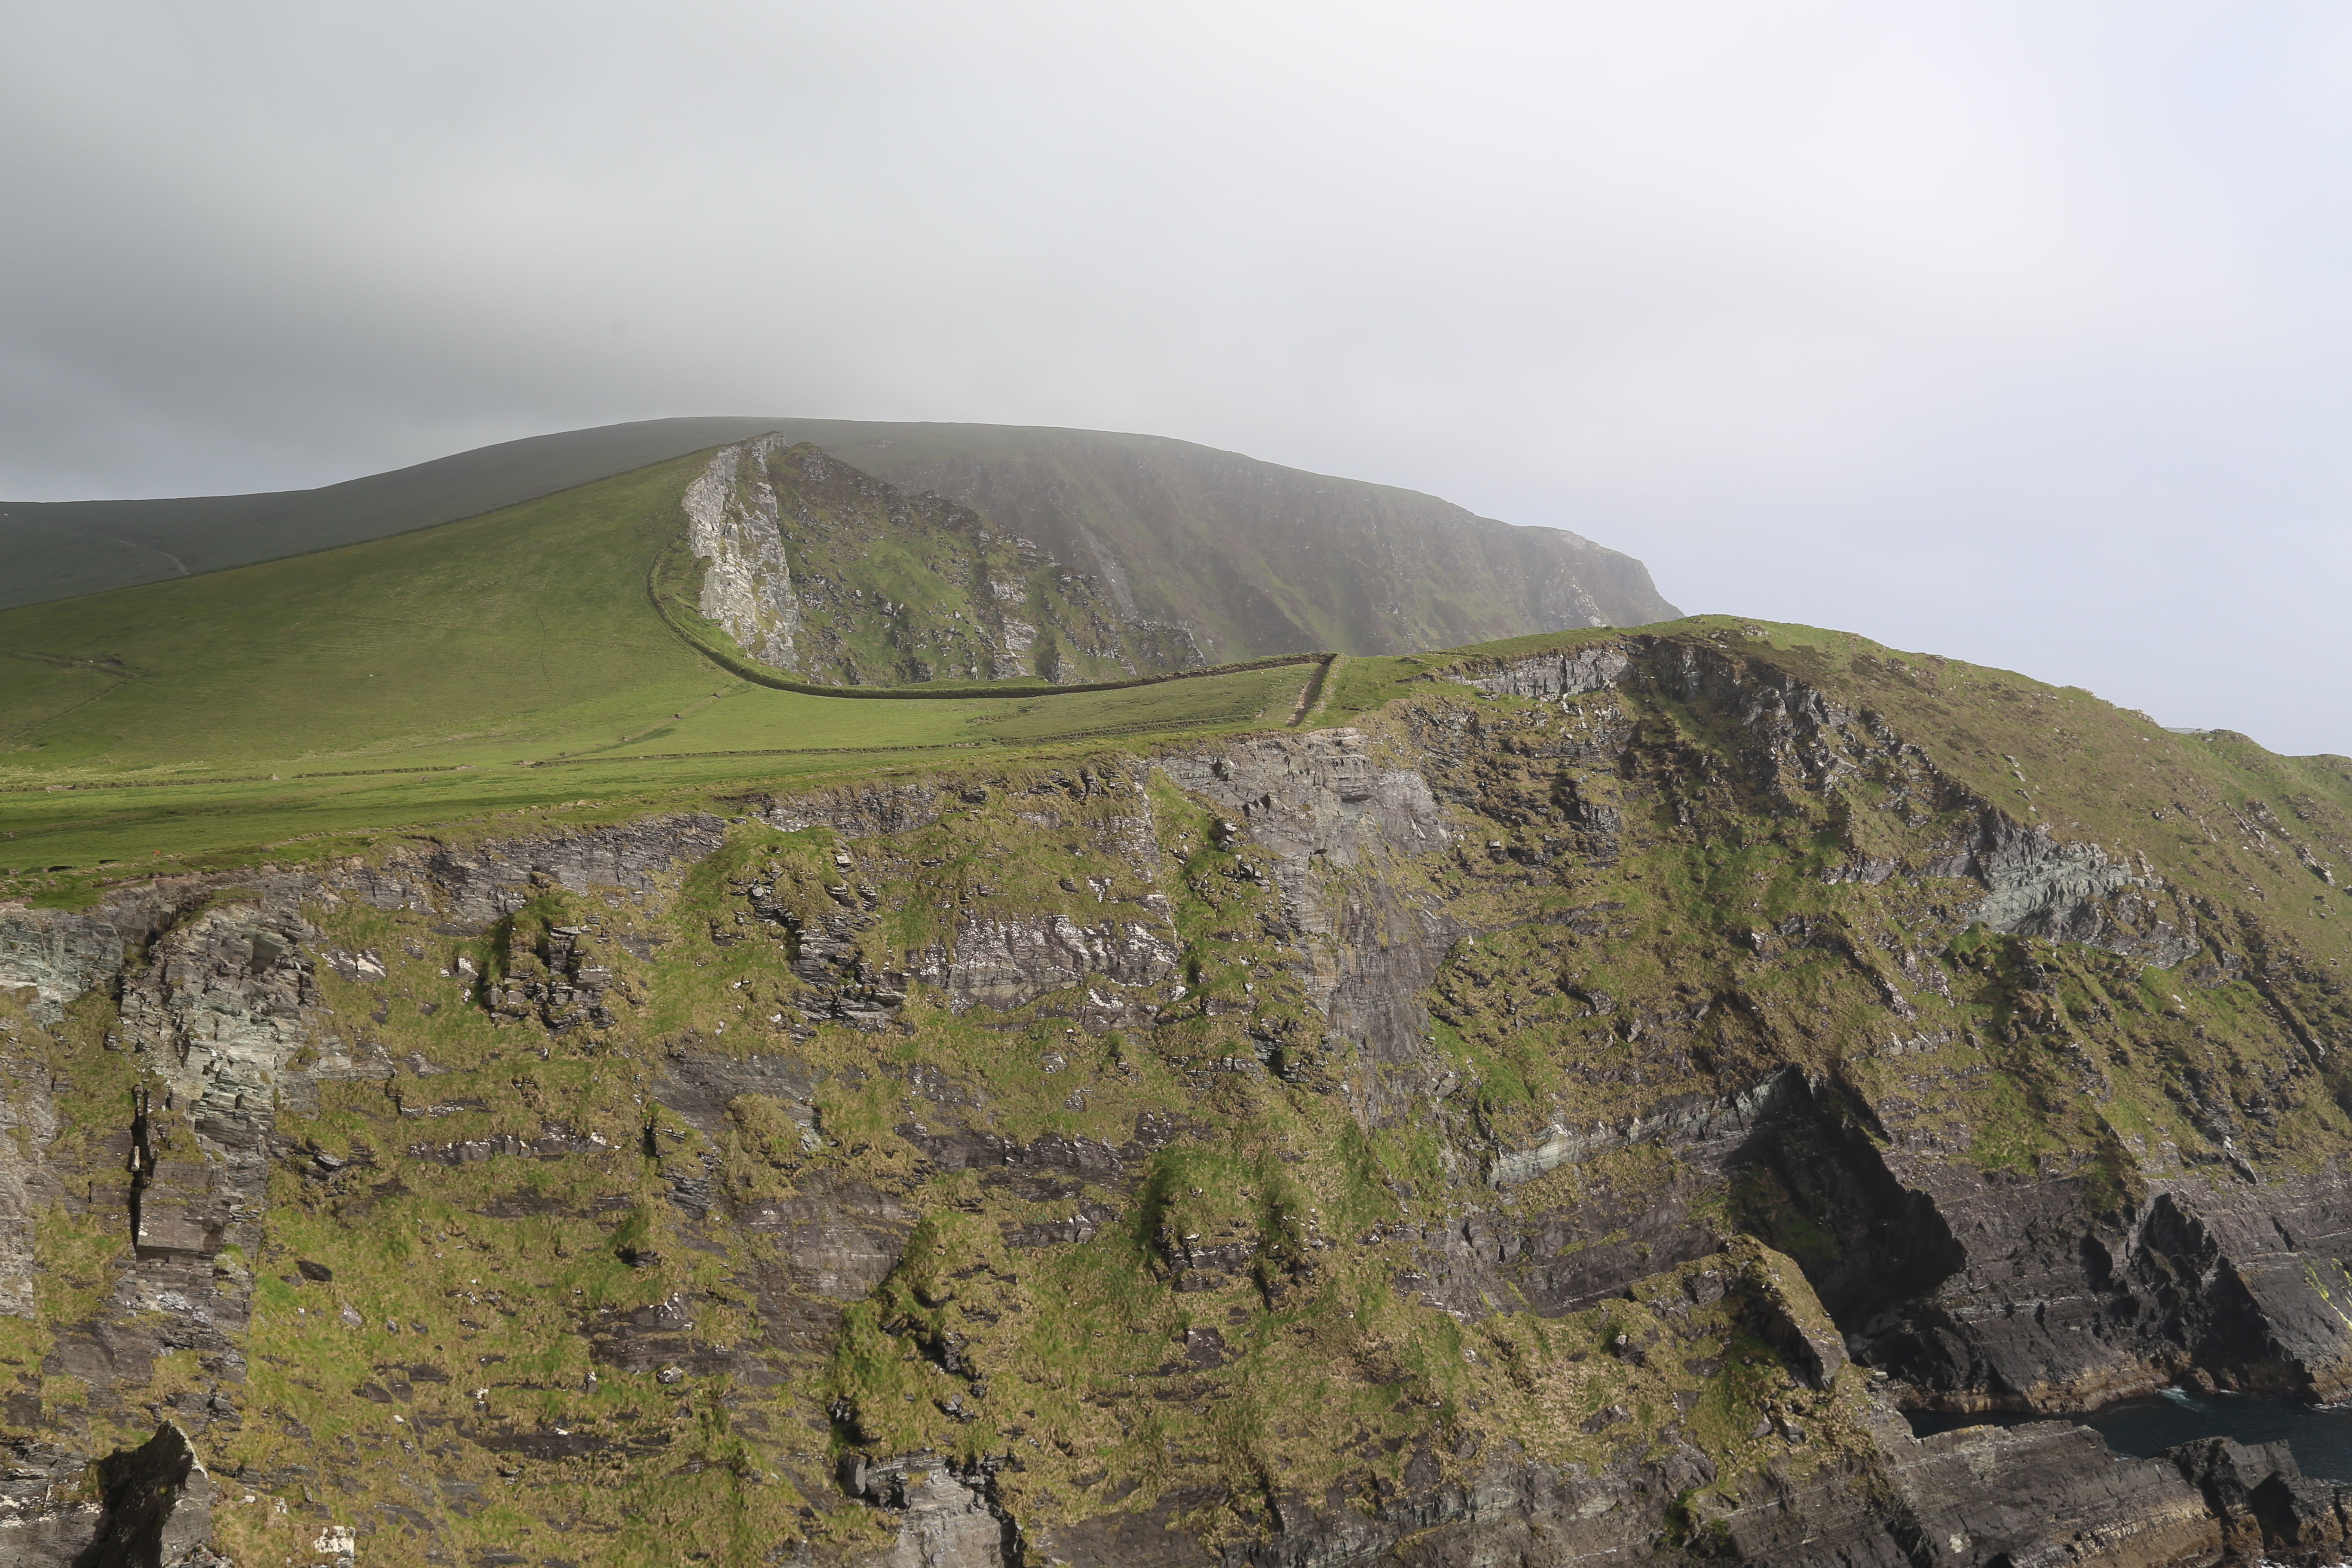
[0,446,1323,884]
[0,416,789,609]
[0,658,1315,877]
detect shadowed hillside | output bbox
[772,420,1680,657]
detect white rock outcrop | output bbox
[682,435,799,668]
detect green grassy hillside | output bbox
[4,421,1680,661]
[0,447,1320,880]
[0,416,788,609]
[1,453,729,780]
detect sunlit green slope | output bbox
[0,416,789,609]
[0,452,729,778]
[0,447,1321,876]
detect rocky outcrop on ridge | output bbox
[683,432,802,667]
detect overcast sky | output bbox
[5,3,2348,753]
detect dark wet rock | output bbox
[63,1422,219,1568]
[1839,1157,2352,1410]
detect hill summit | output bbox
[0,419,1680,662]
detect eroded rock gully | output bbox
[4,630,2352,1565]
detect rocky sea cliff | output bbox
[7,626,2352,1566]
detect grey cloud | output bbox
[3,0,2348,750]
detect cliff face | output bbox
[4,624,2352,1566]
[674,438,1201,685]
[812,423,1682,660]
[684,436,802,668]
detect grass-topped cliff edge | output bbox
[8,442,2352,1564]
[6,612,2352,1562]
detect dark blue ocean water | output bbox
[1911,1389,2352,1483]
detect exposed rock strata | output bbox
[3,626,2352,1565]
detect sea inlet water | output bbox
[1912,1390,2352,1482]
